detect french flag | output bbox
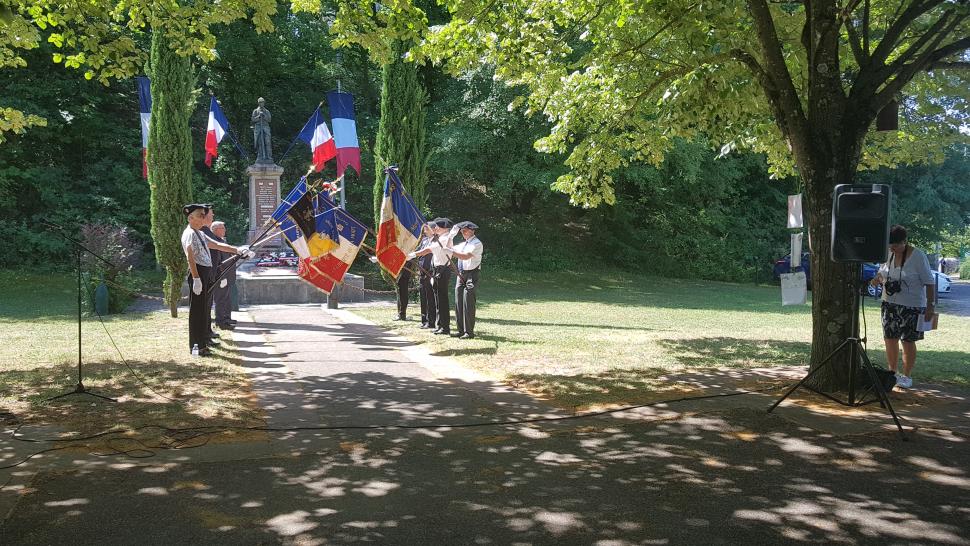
[312,192,368,284]
[204,96,230,167]
[136,76,151,178]
[326,91,361,178]
[375,166,425,278]
[297,107,337,172]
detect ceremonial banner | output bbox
[204,96,231,167]
[311,192,367,284]
[375,167,425,278]
[136,76,151,178]
[326,91,361,178]
[297,107,337,172]
[298,257,336,294]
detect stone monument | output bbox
[246,97,283,246]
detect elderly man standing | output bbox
[451,221,483,339]
[182,204,252,356]
[210,220,237,330]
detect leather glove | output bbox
[192,277,203,295]
[219,278,228,289]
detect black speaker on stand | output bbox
[769,184,906,439]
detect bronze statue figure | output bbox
[252,97,273,164]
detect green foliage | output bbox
[961,259,970,280]
[373,39,429,226]
[147,31,194,315]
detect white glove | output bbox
[219,278,228,289]
[192,277,203,295]
[237,245,253,259]
[369,256,379,263]
[448,225,460,239]
[406,251,417,259]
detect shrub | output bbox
[79,223,142,313]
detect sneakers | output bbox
[896,375,913,389]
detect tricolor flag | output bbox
[297,107,337,172]
[326,91,361,178]
[136,76,151,178]
[375,167,425,278]
[311,192,368,284]
[204,96,231,167]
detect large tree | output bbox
[373,39,429,225]
[147,30,195,317]
[319,0,969,388]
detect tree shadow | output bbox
[3,368,968,545]
[657,337,812,368]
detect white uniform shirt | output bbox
[182,226,212,267]
[879,247,933,308]
[455,236,483,271]
[430,235,453,267]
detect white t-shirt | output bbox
[879,247,933,308]
[455,237,483,271]
[182,226,212,267]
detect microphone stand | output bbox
[43,222,117,402]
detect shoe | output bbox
[896,375,913,389]
[209,332,221,340]
[459,333,475,339]
[450,332,466,338]
[208,337,221,346]
[434,330,451,335]
[228,319,238,325]
[394,317,407,321]
[217,322,235,330]
[419,324,431,329]
[198,348,211,357]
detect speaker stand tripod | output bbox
[767,265,906,440]
[45,225,117,403]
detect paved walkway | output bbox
[2,305,969,545]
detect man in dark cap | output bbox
[182,204,253,356]
[411,217,455,335]
[417,222,437,329]
[450,221,483,339]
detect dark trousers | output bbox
[214,272,234,324]
[455,268,479,335]
[420,273,436,328]
[396,266,413,319]
[188,265,212,351]
[433,265,451,332]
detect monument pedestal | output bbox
[235,261,366,305]
[247,162,284,247]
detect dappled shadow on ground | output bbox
[658,337,812,368]
[0,357,263,436]
[3,384,968,544]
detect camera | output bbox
[885,280,902,296]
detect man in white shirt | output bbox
[411,218,455,335]
[450,221,483,339]
[182,204,252,356]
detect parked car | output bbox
[932,271,952,295]
[772,253,881,296]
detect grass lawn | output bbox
[354,269,970,409]
[0,270,263,438]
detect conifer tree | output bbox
[373,40,429,229]
[146,30,195,317]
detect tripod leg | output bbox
[768,339,849,413]
[859,348,907,440]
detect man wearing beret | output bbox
[182,204,253,356]
[411,218,455,335]
[450,221,483,339]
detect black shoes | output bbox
[459,333,475,339]
[433,329,451,335]
[419,324,432,329]
[450,332,465,338]
[217,322,235,330]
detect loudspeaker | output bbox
[831,184,892,263]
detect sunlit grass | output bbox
[0,271,263,435]
[354,269,970,409]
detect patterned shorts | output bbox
[881,301,925,342]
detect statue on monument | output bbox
[251,97,273,164]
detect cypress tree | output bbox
[147,30,195,317]
[373,40,429,230]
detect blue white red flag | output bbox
[136,76,151,178]
[204,97,231,167]
[326,91,361,178]
[375,167,425,278]
[297,107,337,172]
[311,192,368,284]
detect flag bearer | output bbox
[450,222,483,339]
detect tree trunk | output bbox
[166,270,180,318]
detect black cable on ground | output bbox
[93,309,183,403]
